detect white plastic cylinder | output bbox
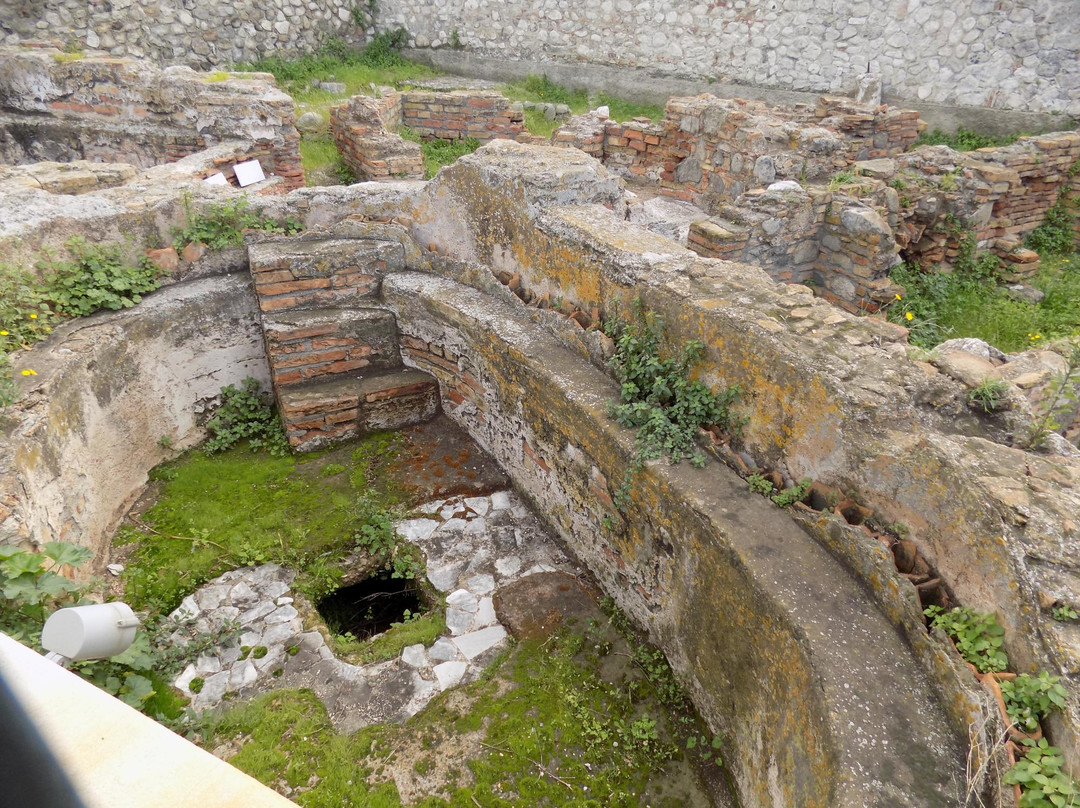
[41,603,140,661]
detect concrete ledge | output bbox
[0,634,296,808]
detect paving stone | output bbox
[427,560,465,591]
[238,600,276,625]
[397,518,440,541]
[229,660,259,689]
[495,556,522,577]
[447,589,479,612]
[464,496,491,516]
[275,596,294,606]
[195,653,222,674]
[474,597,497,629]
[466,574,495,595]
[464,516,488,535]
[194,584,230,611]
[434,661,468,690]
[445,607,474,636]
[174,595,199,622]
[428,637,463,662]
[453,626,507,660]
[438,517,469,533]
[265,604,299,624]
[490,491,512,510]
[261,621,299,646]
[401,644,428,668]
[228,581,258,605]
[198,670,230,704]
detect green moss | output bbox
[205,71,231,83]
[208,625,720,807]
[119,432,405,613]
[333,610,447,664]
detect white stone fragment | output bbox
[418,500,443,514]
[463,497,491,516]
[474,597,498,629]
[428,638,463,662]
[464,517,487,535]
[195,654,222,674]
[238,600,275,626]
[228,660,258,689]
[466,574,495,595]
[438,518,469,534]
[275,596,294,606]
[434,660,468,690]
[174,595,199,622]
[495,556,522,577]
[453,625,507,660]
[523,564,557,577]
[106,563,125,576]
[447,589,480,612]
[445,607,474,636]
[397,518,440,542]
[490,491,512,510]
[401,644,428,668]
[427,561,465,592]
[265,604,298,625]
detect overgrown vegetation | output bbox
[119,428,407,613]
[603,299,742,509]
[205,601,721,807]
[1005,739,1080,808]
[0,542,203,725]
[911,127,1022,152]
[399,128,481,178]
[1000,672,1068,734]
[502,74,666,138]
[203,377,290,457]
[967,378,1011,413]
[172,195,302,251]
[1026,342,1080,449]
[924,605,1009,673]
[1,237,166,406]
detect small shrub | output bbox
[1052,604,1079,622]
[912,127,1021,152]
[924,605,1009,673]
[356,27,410,68]
[747,473,773,495]
[204,378,290,456]
[771,477,812,508]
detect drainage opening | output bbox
[317,572,424,640]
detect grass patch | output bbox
[399,128,481,178]
[333,610,447,664]
[889,253,1080,352]
[118,431,407,613]
[299,137,351,183]
[911,127,1023,152]
[502,74,665,138]
[207,618,721,807]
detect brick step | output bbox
[278,368,440,452]
[262,307,401,389]
[247,237,405,313]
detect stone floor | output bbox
[169,488,577,733]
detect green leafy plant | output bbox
[747,473,773,495]
[0,542,93,645]
[1000,672,1068,733]
[924,605,1009,673]
[189,676,205,694]
[172,195,301,252]
[604,298,742,508]
[203,378,289,457]
[448,30,463,49]
[771,477,812,508]
[42,237,160,318]
[967,378,1011,413]
[828,170,857,189]
[350,0,377,29]
[1004,738,1080,808]
[1025,198,1075,258]
[1052,604,1079,622]
[912,127,1021,152]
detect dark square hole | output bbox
[316,572,424,640]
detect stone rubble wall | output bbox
[0,46,304,188]
[0,0,362,67]
[373,0,1080,117]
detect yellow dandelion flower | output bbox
[21,369,37,376]
[905,311,914,321]
[0,330,7,336]
[29,313,37,319]
[894,293,902,301]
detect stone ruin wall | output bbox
[0,0,361,68]
[3,0,1077,118]
[376,0,1080,117]
[0,46,304,189]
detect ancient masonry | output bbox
[0,47,304,189]
[4,0,1077,116]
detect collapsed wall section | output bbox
[0,46,304,188]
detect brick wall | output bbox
[598,95,921,210]
[400,91,525,143]
[399,335,487,419]
[329,93,424,181]
[0,46,303,188]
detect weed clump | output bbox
[204,378,290,457]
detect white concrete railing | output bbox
[0,633,296,808]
